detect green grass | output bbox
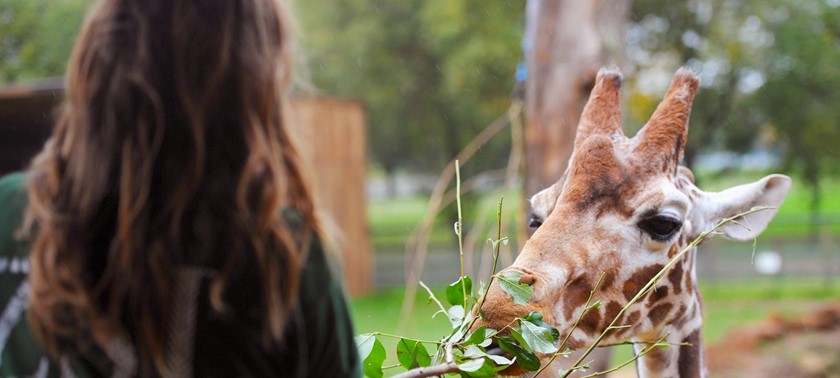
[351,278,840,374]
[367,197,454,248]
[367,189,525,249]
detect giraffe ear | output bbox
[693,174,792,241]
[528,174,566,229]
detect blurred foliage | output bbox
[753,0,840,212]
[292,0,523,176]
[0,0,89,83]
[628,0,840,212]
[627,0,771,169]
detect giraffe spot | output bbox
[600,270,616,290]
[623,264,664,301]
[626,310,641,325]
[643,344,671,371]
[678,329,702,378]
[563,275,592,321]
[615,311,641,338]
[601,301,622,332]
[672,304,688,325]
[578,304,603,335]
[646,285,669,307]
[648,302,674,326]
[565,337,583,350]
[668,261,684,295]
[667,243,680,258]
[684,271,694,294]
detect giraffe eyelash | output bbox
[638,215,683,241]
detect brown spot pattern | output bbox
[647,285,669,307]
[648,302,674,326]
[672,304,688,325]
[563,276,591,321]
[578,304,602,335]
[623,264,664,301]
[616,311,642,338]
[644,344,672,371]
[668,261,684,295]
[600,270,616,290]
[678,329,702,378]
[602,301,622,331]
[667,243,680,258]
[685,270,695,294]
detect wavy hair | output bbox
[25,0,315,374]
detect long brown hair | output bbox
[25,0,315,374]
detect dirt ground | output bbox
[706,300,840,378]
[593,300,840,378]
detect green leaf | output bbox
[497,271,533,305]
[522,311,560,342]
[457,357,485,372]
[486,353,515,367]
[446,276,473,307]
[447,305,465,328]
[519,319,559,354]
[464,326,487,346]
[496,336,540,371]
[355,334,386,378]
[396,338,431,369]
[462,345,515,369]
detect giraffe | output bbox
[477,67,791,377]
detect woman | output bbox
[0,0,359,376]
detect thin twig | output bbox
[418,281,447,316]
[369,332,441,345]
[465,197,505,333]
[596,340,690,348]
[579,333,670,378]
[392,343,459,378]
[455,161,469,318]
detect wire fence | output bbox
[372,215,840,290]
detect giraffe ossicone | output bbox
[476,67,791,378]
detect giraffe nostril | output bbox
[518,274,536,286]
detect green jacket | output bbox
[0,173,360,377]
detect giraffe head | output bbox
[479,67,790,370]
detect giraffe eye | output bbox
[639,215,682,241]
[528,214,543,229]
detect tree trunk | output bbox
[522,0,631,202]
[522,1,632,376]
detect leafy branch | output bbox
[356,158,775,378]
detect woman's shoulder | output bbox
[0,172,28,253]
[0,172,26,200]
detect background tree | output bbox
[753,0,840,214]
[522,0,632,201]
[626,0,774,173]
[292,0,524,189]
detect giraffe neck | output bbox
[633,323,705,378]
[634,247,705,378]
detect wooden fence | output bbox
[0,83,372,296]
[288,97,372,295]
